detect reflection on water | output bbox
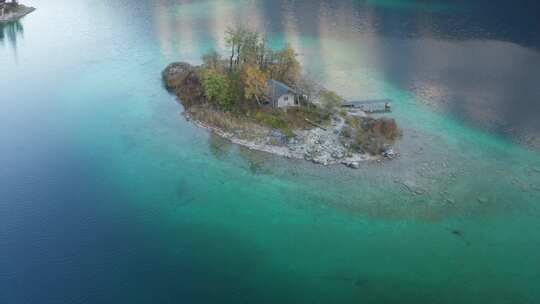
[2,1,540,303]
[152,0,540,149]
[152,0,267,59]
[207,134,232,160]
[237,146,274,175]
[366,0,460,12]
[207,133,274,175]
[0,20,23,51]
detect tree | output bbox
[294,75,320,103]
[270,44,300,85]
[241,64,268,104]
[319,90,343,116]
[221,28,305,104]
[239,30,260,66]
[225,27,247,71]
[202,49,223,71]
[202,69,232,108]
[225,27,268,72]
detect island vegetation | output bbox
[0,0,34,23]
[163,28,400,167]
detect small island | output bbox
[163,28,400,168]
[0,0,34,23]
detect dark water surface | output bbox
[2,0,540,303]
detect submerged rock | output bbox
[342,161,360,169]
[477,197,489,204]
[450,229,464,237]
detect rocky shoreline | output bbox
[0,4,35,23]
[186,112,377,168]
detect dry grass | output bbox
[251,106,329,134]
[188,105,269,140]
[186,103,331,140]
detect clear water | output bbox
[1,0,540,303]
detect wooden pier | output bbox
[341,99,392,113]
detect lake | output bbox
[1,0,540,303]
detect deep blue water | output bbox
[2,0,540,303]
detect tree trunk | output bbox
[235,44,241,66]
[229,44,235,71]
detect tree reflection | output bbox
[207,133,277,174]
[208,133,232,160]
[0,20,23,50]
[237,146,274,175]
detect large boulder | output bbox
[162,62,203,106]
[162,62,195,91]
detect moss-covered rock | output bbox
[162,62,204,106]
[162,62,195,91]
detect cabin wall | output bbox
[277,93,297,108]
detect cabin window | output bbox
[284,96,289,101]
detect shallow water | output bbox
[1,0,540,303]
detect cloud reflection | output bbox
[150,0,540,148]
[153,0,265,60]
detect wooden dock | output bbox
[341,99,392,113]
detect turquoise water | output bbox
[2,0,540,303]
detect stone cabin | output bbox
[265,79,299,108]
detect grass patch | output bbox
[253,111,294,137]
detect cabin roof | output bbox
[266,79,296,98]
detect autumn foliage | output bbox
[241,64,268,103]
[198,27,302,109]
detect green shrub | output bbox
[254,112,286,129]
[319,90,343,116]
[201,69,233,109]
[253,111,294,137]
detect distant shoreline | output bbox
[0,4,35,23]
